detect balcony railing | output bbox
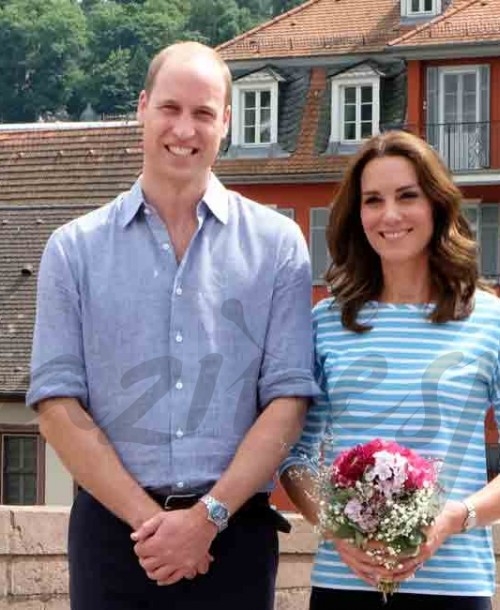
[426,121,492,172]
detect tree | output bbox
[76,0,192,115]
[187,0,254,47]
[271,0,304,16]
[87,48,136,116]
[0,0,300,121]
[0,0,87,122]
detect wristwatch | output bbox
[461,499,477,531]
[200,495,230,533]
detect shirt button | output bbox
[175,381,183,390]
[175,333,183,343]
[175,287,183,296]
[176,429,184,439]
[162,243,170,251]
[177,481,185,489]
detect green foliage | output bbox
[0,0,87,121]
[0,0,303,121]
[187,0,254,47]
[271,0,304,15]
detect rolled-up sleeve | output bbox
[257,221,319,408]
[26,229,88,409]
[279,343,330,477]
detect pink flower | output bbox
[332,443,376,487]
[405,455,437,489]
[332,439,436,490]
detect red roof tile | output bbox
[389,0,500,48]
[0,123,142,205]
[217,0,403,60]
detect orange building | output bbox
[215,0,500,506]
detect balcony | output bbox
[425,121,497,172]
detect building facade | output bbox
[1,0,500,506]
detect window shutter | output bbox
[310,208,330,283]
[426,67,439,148]
[480,204,499,278]
[479,65,490,167]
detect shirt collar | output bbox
[202,173,229,225]
[119,179,144,228]
[119,173,229,228]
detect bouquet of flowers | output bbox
[318,438,441,600]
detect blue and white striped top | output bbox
[282,289,500,596]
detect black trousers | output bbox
[310,587,492,610]
[68,490,279,610]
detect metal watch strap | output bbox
[461,499,477,532]
[200,494,230,533]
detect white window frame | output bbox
[231,72,280,147]
[401,0,441,17]
[438,65,481,126]
[330,74,380,144]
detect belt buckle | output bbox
[163,493,198,510]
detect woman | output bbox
[281,130,500,609]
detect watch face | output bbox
[212,504,229,522]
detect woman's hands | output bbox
[323,500,467,587]
[389,499,466,580]
[323,533,395,587]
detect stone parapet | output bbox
[0,506,69,609]
[1,506,500,609]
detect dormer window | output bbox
[231,69,283,147]
[401,0,441,17]
[330,65,380,145]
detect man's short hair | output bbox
[144,42,232,107]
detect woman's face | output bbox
[360,155,434,270]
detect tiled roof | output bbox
[389,0,500,48]
[217,0,403,60]
[0,205,97,393]
[0,123,142,205]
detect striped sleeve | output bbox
[279,300,332,476]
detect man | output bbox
[28,42,316,610]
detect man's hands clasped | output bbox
[131,503,217,586]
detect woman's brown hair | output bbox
[325,130,485,333]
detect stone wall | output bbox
[0,506,499,609]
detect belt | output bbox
[145,489,291,533]
[147,488,270,512]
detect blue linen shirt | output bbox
[27,174,317,491]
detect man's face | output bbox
[137,54,230,189]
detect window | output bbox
[331,69,380,145]
[276,208,295,220]
[462,203,500,279]
[0,427,44,505]
[231,69,282,147]
[310,208,330,284]
[265,205,295,221]
[401,0,441,16]
[242,90,271,145]
[342,85,374,142]
[429,65,490,171]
